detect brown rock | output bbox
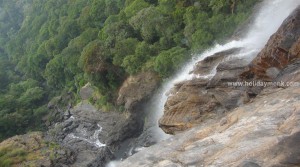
[240,6,300,81]
[117,72,160,110]
[159,57,249,134]
[118,86,300,167]
[159,79,221,134]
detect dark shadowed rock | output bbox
[268,131,300,166]
[46,101,138,167]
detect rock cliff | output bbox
[159,5,300,135]
[2,3,300,167]
[41,72,160,166]
[116,5,300,167]
[0,71,160,167]
[119,86,300,167]
[240,6,300,81]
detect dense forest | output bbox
[0,0,259,141]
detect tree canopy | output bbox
[0,0,259,140]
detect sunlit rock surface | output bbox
[119,86,300,167]
[159,49,249,134]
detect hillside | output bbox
[0,0,258,141]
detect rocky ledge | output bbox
[159,5,300,135]
[118,86,300,167]
[159,48,250,134]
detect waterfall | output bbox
[150,0,300,141]
[106,0,300,166]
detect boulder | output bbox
[159,52,249,135]
[159,78,221,134]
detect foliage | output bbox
[154,47,188,78]
[0,0,259,140]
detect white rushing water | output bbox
[106,0,300,166]
[150,0,300,141]
[67,124,106,148]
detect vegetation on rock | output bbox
[0,132,60,167]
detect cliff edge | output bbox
[118,5,300,167]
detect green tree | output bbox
[154,47,188,77]
[113,38,139,66]
[124,0,150,17]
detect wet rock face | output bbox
[160,5,300,135]
[118,86,300,167]
[191,48,241,76]
[46,101,134,167]
[241,6,300,81]
[159,49,249,135]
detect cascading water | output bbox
[106,0,300,166]
[66,117,106,148]
[150,0,300,141]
